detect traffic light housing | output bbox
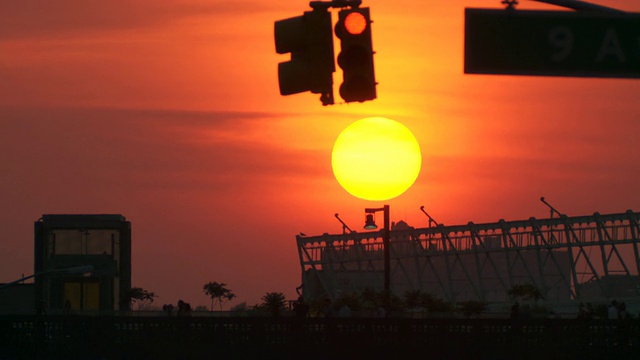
[274,9,335,105]
[335,7,376,103]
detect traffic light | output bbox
[335,7,376,103]
[274,9,335,105]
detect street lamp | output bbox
[0,265,93,291]
[363,205,390,294]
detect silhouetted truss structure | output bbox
[296,211,640,303]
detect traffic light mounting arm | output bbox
[505,0,626,13]
[309,0,362,11]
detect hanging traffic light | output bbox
[335,7,376,103]
[274,9,335,105]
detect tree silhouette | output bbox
[403,289,423,309]
[457,300,487,318]
[124,287,157,310]
[260,292,286,317]
[508,283,544,302]
[358,288,401,312]
[360,287,380,310]
[203,281,236,311]
[334,292,362,312]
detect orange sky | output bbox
[2,0,640,308]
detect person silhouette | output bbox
[163,303,174,316]
[321,298,334,318]
[294,296,309,318]
[608,300,619,320]
[177,300,192,317]
[510,302,520,319]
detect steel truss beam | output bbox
[297,211,640,303]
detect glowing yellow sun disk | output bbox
[331,117,422,201]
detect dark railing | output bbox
[1,316,639,359]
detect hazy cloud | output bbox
[0,106,325,198]
[0,0,283,40]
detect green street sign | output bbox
[464,8,640,78]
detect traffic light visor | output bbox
[344,12,367,35]
[274,16,305,54]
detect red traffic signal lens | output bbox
[344,12,367,35]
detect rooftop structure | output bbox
[34,214,131,314]
[297,210,640,304]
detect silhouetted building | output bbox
[34,214,131,314]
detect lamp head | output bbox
[364,213,377,230]
[65,265,94,275]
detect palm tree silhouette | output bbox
[203,281,236,311]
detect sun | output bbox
[331,117,422,201]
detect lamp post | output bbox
[0,265,93,291]
[364,205,390,294]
